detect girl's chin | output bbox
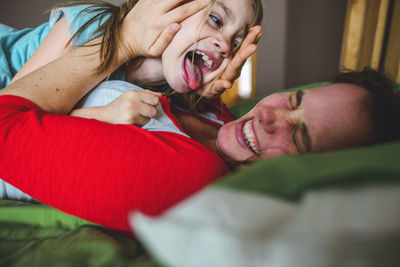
[167,78,192,93]
[172,86,191,94]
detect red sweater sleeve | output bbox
[0,95,229,233]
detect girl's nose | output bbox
[211,36,231,57]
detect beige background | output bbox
[0,0,347,95]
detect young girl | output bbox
[0,0,263,125]
[0,0,263,206]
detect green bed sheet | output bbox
[0,200,163,266]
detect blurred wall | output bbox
[0,0,347,95]
[0,0,124,29]
[258,0,347,95]
[1,0,74,29]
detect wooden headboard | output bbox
[341,0,400,82]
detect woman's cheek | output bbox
[216,125,234,159]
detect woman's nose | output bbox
[258,106,277,134]
[211,36,231,57]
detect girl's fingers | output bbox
[135,115,151,126]
[165,0,210,24]
[220,27,261,81]
[200,27,262,98]
[241,26,262,47]
[145,90,163,97]
[141,90,162,106]
[234,26,261,62]
[139,103,158,118]
[200,80,231,98]
[222,44,257,81]
[199,27,262,98]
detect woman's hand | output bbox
[120,0,210,59]
[199,25,263,98]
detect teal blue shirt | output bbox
[0,5,124,89]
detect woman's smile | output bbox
[235,118,260,155]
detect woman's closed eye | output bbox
[289,90,304,109]
[288,90,308,153]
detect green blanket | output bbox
[0,200,162,266]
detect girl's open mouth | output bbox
[182,49,219,90]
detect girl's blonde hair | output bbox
[55,0,263,113]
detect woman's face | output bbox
[217,84,374,162]
[161,0,255,93]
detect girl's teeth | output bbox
[195,51,213,69]
[202,55,213,68]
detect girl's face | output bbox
[161,0,255,93]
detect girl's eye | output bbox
[210,15,222,28]
[232,40,239,49]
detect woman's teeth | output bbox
[194,51,214,68]
[243,120,259,155]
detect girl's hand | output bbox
[120,0,210,59]
[98,90,162,125]
[200,26,263,98]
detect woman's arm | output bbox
[9,17,72,84]
[1,38,110,114]
[1,0,210,114]
[0,94,228,233]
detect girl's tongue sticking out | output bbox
[183,51,202,90]
[182,50,219,90]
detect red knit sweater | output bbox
[0,95,229,233]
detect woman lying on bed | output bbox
[1,55,398,234]
[1,5,399,234]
